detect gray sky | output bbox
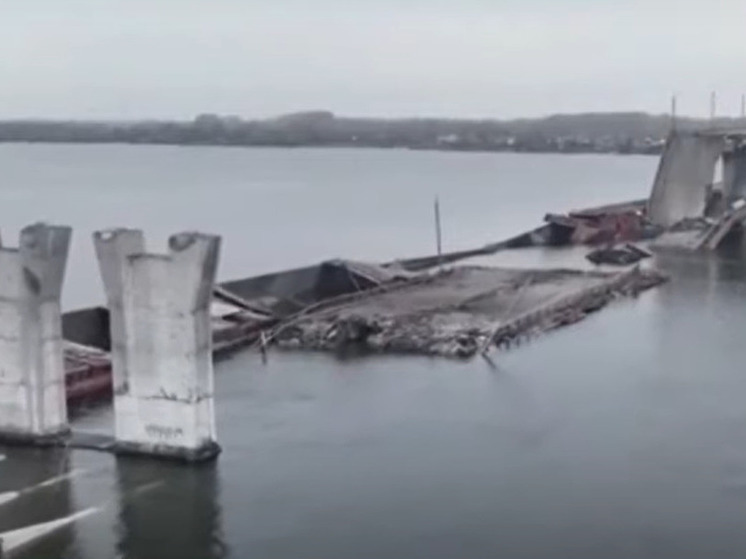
[2,0,745,120]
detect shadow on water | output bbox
[114,458,227,559]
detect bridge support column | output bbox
[94,229,221,462]
[0,224,71,445]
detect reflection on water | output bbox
[0,449,76,557]
[115,460,226,559]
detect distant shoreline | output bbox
[0,139,661,157]
[6,109,734,156]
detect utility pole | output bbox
[434,196,443,271]
[741,93,745,119]
[670,95,678,131]
[710,91,717,123]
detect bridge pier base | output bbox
[95,229,221,462]
[0,224,71,446]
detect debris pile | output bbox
[273,265,667,359]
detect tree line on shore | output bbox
[0,111,742,154]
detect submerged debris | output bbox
[586,243,652,266]
[273,265,667,359]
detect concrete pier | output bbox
[648,132,725,227]
[0,224,71,445]
[94,229,221,462]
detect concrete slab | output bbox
[274,266,666,358]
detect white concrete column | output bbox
[648,132,725,226]
[0,223,71,444]
[94,230,221,462]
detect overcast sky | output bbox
[2,0,745,120]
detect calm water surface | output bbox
[2,145,746,558]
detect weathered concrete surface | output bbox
[648,132,725,227]
[697,203,746,250]
[0,224,71,445]
[650,207,746,252]
[274,265,666,358]
[651,229,706,251]
[95,229,221,462]
[722,147,746,202]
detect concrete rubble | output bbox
[642,129,746,251]
[272,265,667,359]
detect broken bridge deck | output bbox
[274,265,667,358]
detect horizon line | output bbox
[0,110,744,124]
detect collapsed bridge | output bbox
[648,128,746,250]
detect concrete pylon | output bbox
[0,223,71,445]
[94,229,221,462]
[648,132,725,226]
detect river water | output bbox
[2,145,746,558]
